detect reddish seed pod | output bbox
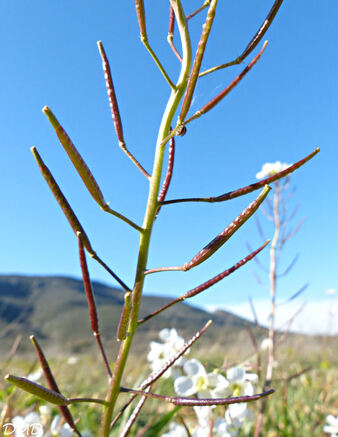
[183,185,270,271]
[31,147,96,256]
[43,106,108,210]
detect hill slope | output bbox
[0,275,262,355]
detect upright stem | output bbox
[254,181,280,437]
[100,1,191,434]
[266,181,280,386]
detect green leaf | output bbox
[142,406,181,437]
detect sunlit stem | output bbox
[100,1,192,434]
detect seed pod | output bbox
[97,42,125,148]
[179,0,218,123]
[78,233,99,334]
[117,292,132,341]
[134,0,147,41]
[183,185,270,270]
[31,146,95,256]
[30,336,78,433]
[5,374,69,406]
[43,106,108,210]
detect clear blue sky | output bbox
[1,1,337,321]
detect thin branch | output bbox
[161,148,319,206]
[187,0,211,20]
[184,41,268,125]
[277,283,309,306]
[91,254,131,292]
[110,321,212,429]
[120,387,275,406]
[277,253,299,278]
[168,5,182,62]
[119,387,151,437]
[280,217,305,248]
[97,41,151,180]
[278,303,307,344]
[246,241,268,273]
[200,0,284,77]
[139,241,269,325]
[78,234,112,377]
[249,296,259,326]
[146,186,270,275]
[134,0,176,89]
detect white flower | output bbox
[256,161,290,179]
[260,337,272,351]
[323,415,338,436]
[192,417,238,437]
[225,402,253,426]
[174,359,229,398]
[162,422,188,437]
[38,405,51,426]
[226,366,257,397]
[147,328,186,378]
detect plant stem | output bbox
[254,181,280,437]
[100,1,191,434]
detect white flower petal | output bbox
[174,375,196,396]
[183,359,206,377]
[226,366,245,382]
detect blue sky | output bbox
[0,1,337,332]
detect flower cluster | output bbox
[147,328,188,378]
[148,329,257,437]
[256,161,290,179]
[323,415,338,436]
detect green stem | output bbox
[100,1,191,435]
[143,40,176,90]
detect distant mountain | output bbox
[0,275,264,356]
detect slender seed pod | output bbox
[134,0,147,41]
[97,42,125,148]
[78,234,112,377]
[167,4,182,62]
[161,148,319,206]
[77,234,99,334]
[117,292,132,341]
[43,106,108,210]
[5,375,69,406]
[185,41,268,125]
[139,320,212,389]
[179,0,218,123]
[31,146,95,256]
[30,336,79,434]
[183,185,270,270]
[120,387,274,406]
[139,242,269,325]
[199,0,284,76]
[168,5,175,40]
[157,135,175,216]
[97,41,151,180]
